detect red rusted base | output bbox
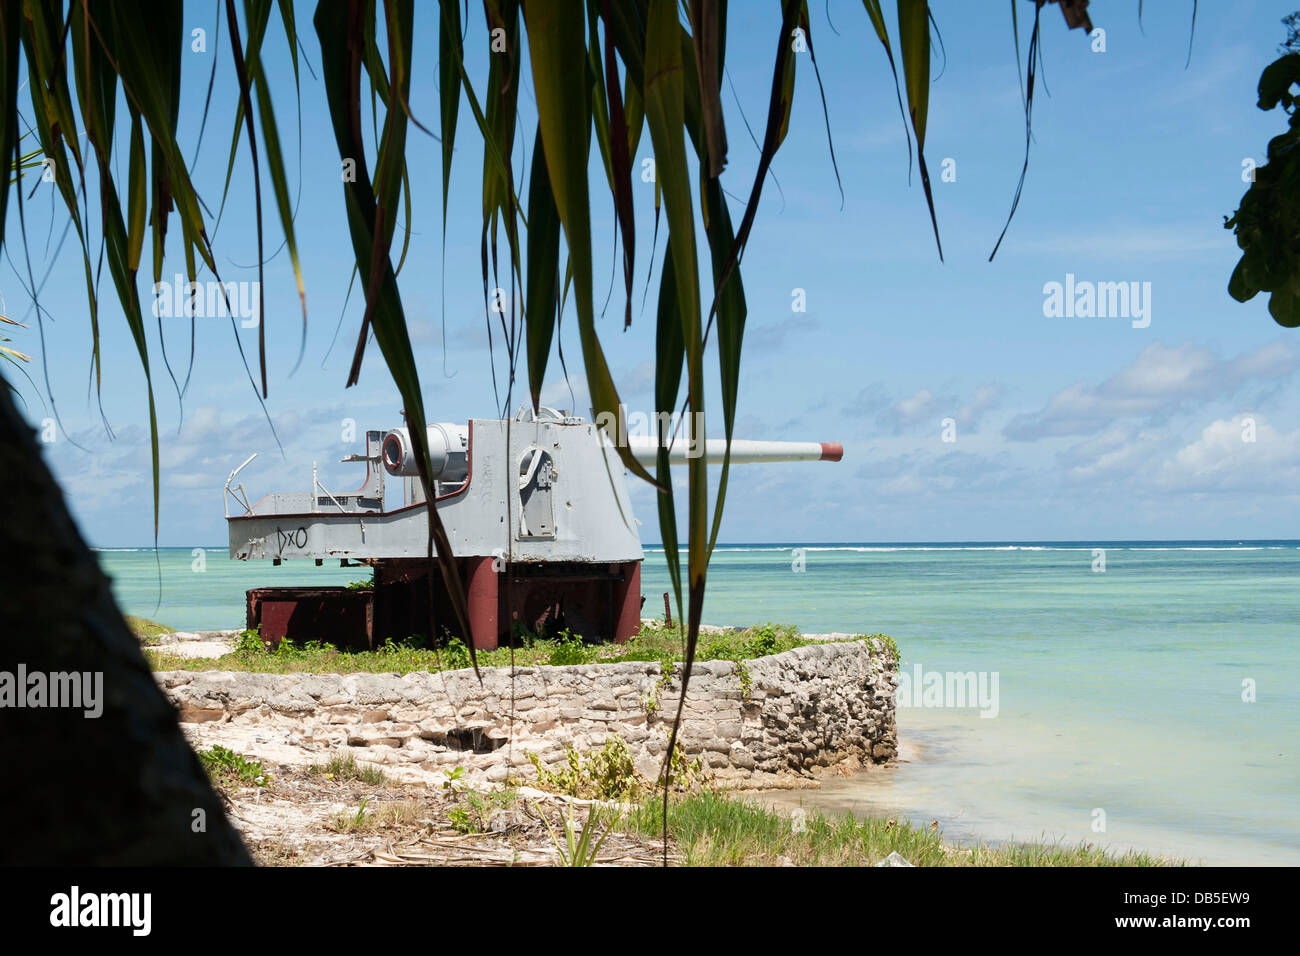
[246,558,643,652]
[611,560,641,643]
[466,555,499,651]
[246,587,374,649]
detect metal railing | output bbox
[224,453,258,518]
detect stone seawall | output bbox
[158,638,897,788]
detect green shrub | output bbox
[234,628,269,654]
[197,745,268,788]
[528,735,705,800]
[546,629,592,666]
[529,736,640,801]
[441,637,472,670]
[447,788,517,834]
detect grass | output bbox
[329,798,372,833]
[144,621,898,675]
[307,753,389,785]
[127,615,175,644]
[197,745,269,789]
[326,798,429,833]
[626,791,1181,867]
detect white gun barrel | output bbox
[381,423,470,480]
[625,436,842,466]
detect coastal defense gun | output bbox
[226,407,842,649]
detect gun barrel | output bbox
[625,436,843,466]
[381,424,469,479]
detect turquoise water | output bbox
[99,541,1300,865]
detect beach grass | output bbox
[126,615,175,644]
[307,752,390,786]
[144,621,897,674]
[627,791,1181,867]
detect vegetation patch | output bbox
[197,745,269,789]
[643,658,676,716]
[307,753,389,786]
[127,615,175,645]
[447,788,519,835]
[326,798,428,834]
[146,622,899,675]
[627,792,1182,868]
[527,735,706,801]
[868,633,900,661]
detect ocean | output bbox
[97,541,1300,865]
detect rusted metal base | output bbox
[246,587,375,649]
[246,558,643,651]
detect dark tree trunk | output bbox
[0,382,251,864]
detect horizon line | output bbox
[94,537,1300,550]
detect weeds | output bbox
[545,629,590,666]
[867,633,899,661]
[330,798,372,833]
[447,788,518,834]
[529,737,640,801]
[233,628,271,654]
[733,660,752,701]
[307,753,389,785]
[527,735,706,800]
[329,799,424,834]
[643,658,676,717]
[197,745,269,789]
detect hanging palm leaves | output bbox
[2,0,1208,820]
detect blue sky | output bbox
[5,0,1299,546]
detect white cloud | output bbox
[875,383,1004,435]
[1005,340,1300,440]
[1155,415,1300,494]
[1051,414,1300,497]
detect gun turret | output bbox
[227,410,842,652]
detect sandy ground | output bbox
[216,764,673,866]
[149,629,240,659]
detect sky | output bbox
[4,0,1300,547]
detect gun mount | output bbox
[227,407,842,649]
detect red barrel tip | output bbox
[820,441,844,462]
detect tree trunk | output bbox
[0,382,251,864]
